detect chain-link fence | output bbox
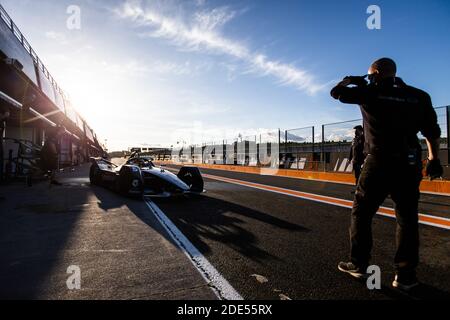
[282,126,318,170]
[321,119,363,172]
[427,106,448,152]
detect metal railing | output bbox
[0,4,63,96]
[0,4,101,154]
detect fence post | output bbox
[278,129,281,168]
[201,143,204,164]
[447,106,450,165]
[285,130,288,158]
[321,124,325,171]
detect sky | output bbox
[1,0,449,151]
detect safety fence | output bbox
[156,105,449,173]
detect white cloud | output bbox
[195,0,207,6]
[99,59,209,77]
[114,0,325,95]
[45,31,68,45]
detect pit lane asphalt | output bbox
[0,164,217,300]
[152,164,450,300]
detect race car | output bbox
[89,153,204,197]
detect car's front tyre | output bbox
[89,164,101,185]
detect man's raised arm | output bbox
[330,77,369,105]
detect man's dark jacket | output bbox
[331,77,441,157]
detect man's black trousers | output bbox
[350,154,422,275]
[353,161,363,183]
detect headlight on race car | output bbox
[131,167,139,173]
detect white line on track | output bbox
[144,198,243,300]
[202,173,450,231]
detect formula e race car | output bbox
[89,153,204,197]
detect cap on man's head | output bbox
[353,125,363,131]
[370,57,397,77]
[0,111,10,120]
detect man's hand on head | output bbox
[331,77,351,99]
[343,76,368,87]
[331,76,368,101]
[337,77,352,87]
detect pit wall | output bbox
[156,161,450,197]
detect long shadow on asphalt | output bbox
[153,194,309,264]
[0,177,90,299]
[0,174,185,299]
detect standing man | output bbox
[331,58,443,291]
[0,111,10,182]
[349,125,365,184]
[40,125,65,186]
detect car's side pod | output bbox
[177,167,204,192]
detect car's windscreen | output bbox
[127,158,154,167]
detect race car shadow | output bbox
[152,194,310,263]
